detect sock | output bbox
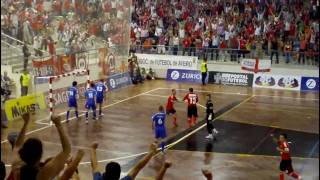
[93,110,96,118]
[75,111,78,118]
[188,118,192,127]
[289,172,300,179]
[193,117,197,124]
[85,112,88,119]
[160,142,165,152]
[173,117,177,125]
[66,111,70,120]
[280,172,284,180]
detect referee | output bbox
[201,57,208,85]
[205,94,218,140]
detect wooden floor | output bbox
[1,80,319,180]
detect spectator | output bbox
[284,40,292,64]
[155,160,172,180]
[298,35,307,64]
[172,34,179,55]
[270,37,279,64]
[8,114,71,180]
[91,142,158,180]
[202,168,213,180]
[22,43,31,71]
[20,70,30,96]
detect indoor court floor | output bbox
[1,80,319,180]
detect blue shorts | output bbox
[68,101,77,108]
[155,127,167,139]
[85,103,96,110]
[96,96,104,104]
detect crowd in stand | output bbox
[1,0,131,57]
[0,113,213,180]
[130,0,319,64]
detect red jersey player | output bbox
[166,89,179,127]
[183,88,198,127]
[271,133,302,180]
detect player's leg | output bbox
[98,103,103,116]
[171,109,177,127]
[187,107,192,128]
[74,105,79,119]
[205,116,213,139]
[279,160,285,180]
[85,103,89,123]
[192,106,198,126]
[66,107,71,122]
[92,104,97,120]
[287,160,302,179]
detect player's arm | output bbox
[90,142,99,174]
[151,115,155,130]
[126,143,158,179]
[12,113,31,162]
[37,115,71,180]
[155,160,172,180]
[59,149,85,180]
[270,134,278,143]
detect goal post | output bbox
[35,69,90,125]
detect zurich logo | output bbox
[171,71,180,80]
[306,79,316,89]
[110,79,116,88]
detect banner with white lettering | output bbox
[106,72,132,91]
[300,77,319,92]
[136,54,198,70]
[208,71,253,86]
[241,58,271,73]
[253,74,301,91]
[166,69,207,84]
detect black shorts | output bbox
[166,108,176,115]
[280,159,293,173]
[187,106,198,118]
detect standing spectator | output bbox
[20,71,30,96]
[298,35,307,64]
[211,34,219,60]
[33,35,42,57]
[219,39,228,62]
[270,37,279,64]
[284,40,292,64]
[182,35,191,56]
[22,43,31,71]
[157,34,166,54]
[172,34,179,55]
[48,36,56,56]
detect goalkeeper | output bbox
[205,94,218,140]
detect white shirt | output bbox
[179,28,185,39]
[255,26,261,36]
[173,36,179,45]
[225,31,230,41]
[155,27,162,37]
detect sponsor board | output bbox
[241,58,271,73]
[208,71,253,86]
[166,69,207,84]
[4,94,47,121]
[136,53,198,70]
[300,77,319,91]
[253,74,301,91]
[106,72,132,91]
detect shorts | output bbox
[187,106,198,118]
[68,101,77,108]
[96,96,104,104]
[166,108,176,115]
[280,159,294,173]
[85,103,96,110]
[155,127,167,139]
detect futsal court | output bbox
[1,80,319,179]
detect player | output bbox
[205,94,218,140]
[166,89,178,127]
[270,133,302,180]
[152,105,167,153]
[84,83,97,124]
[95,79,107,117]
[66,81,79,122]
[183,88,198,127]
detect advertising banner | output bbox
[166,69,207,84]
[57,54,76,74]
[106,72,132,91]
[241,58,271,73]
[4,93,47,120]
[300,77,319,91]
[99,48,116,76]
[253,74,301,91]
[136,53,198,70]
[208,71,253,86]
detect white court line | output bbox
[157,87,319,101]
[1,88,161,144]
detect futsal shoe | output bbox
[85,119,89,124]
[99,113,104,117]
[92,117,97,121]
[213,128,219,134]
[205,134,213,139]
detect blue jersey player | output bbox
[66,81,79,122]
[152,105,167,152]
[95,79,107,117]
[84,83,97,123]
